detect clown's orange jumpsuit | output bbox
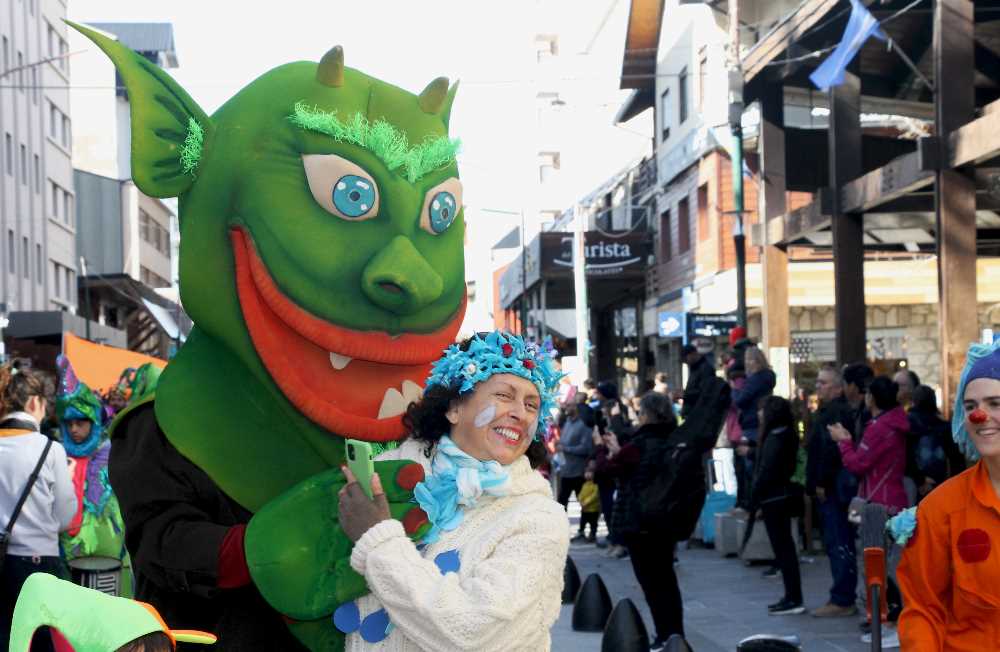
[897,461,1000,651]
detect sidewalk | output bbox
[552,504,870,652]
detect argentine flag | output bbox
[810,0,886,92]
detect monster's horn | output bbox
[317,46,345,87]
[418,77,450,114]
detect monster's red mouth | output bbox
[231,228,465,441]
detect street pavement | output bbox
[552,502,870,652]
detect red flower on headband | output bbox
[523,359,536,370]
[501,343,514,357]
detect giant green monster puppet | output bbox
[71,23,467,651]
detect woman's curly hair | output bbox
[403,336,549,469]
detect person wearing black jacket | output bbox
[805,365,859,618]
[752,396,803,616]
[681,345,715,419]
[906,384,966,502]
[597,392,679,649]
[109,403,306,651]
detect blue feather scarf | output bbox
[413,436,512,544]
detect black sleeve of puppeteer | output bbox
[109,404,241,599]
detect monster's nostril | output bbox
[378,281,404,295]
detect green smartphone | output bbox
[345,439,375,499]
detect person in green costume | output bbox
[10,573,216,651]
[69,20,465,651]
[54,355,133,599]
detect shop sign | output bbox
[544,232,650,277]
[658,311,686,338]
[688,313,739,338]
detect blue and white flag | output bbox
[809,0,886,92]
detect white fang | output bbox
[377,388,408,419]
[329,352,353,370]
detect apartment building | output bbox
[0,0,78,315]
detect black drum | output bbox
[68,556,122,596]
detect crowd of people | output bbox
[545,326,971,650]
[0,359,157,650]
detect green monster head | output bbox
[72,23,467,510]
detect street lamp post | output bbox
[0,302,8,364]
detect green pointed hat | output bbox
[10,574,216,652]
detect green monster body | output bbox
[71,22,465,650]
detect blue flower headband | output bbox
[425,331,561,436]
[951,341,1000,462]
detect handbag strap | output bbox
[4,438,53,534]
[863,460,897,502]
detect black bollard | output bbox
[601,598,649,652]
[562,556,582,604]
[663,634,693,652]
[736,634,802,652]
[572,573,613,632]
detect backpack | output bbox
[637,376,731,539]
[638,439,708,540]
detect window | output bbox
[697,184,710,242]
[660,89,671,141]
[139,209,151,243]
[538,151,560,183]
[678,67,689,125]
[61,116,70,148]
[31,68,37,104]
[36,244,41,282]
[22,237,28,279]
[47,26,54,58]
[7,231,14,274]
[63,191,72,226]
[2,36,8,72]
[535,34,558,61]
[4,133,11,175]
[33,155,39,193]
[50,103,58,139]
[678,196,691,253]
[53,262,61,296]
[698,47,708,113]
[19,144,26,184]
[65,268,73,300]
[16,51,23,92]
[659,210,672,260]
[29,0,34,16]
[59,39,68,71]
[51,182,59,218]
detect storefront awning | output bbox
[63,332,167,393]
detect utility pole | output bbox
[79,256,91,341]
[727,0,748,329]
[572,204,590,373]
[520,210,528,339]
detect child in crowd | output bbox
[578,472,602,543]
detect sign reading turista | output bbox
[544,232,650,278]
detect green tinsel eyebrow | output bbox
[288,101,461,183]
[179,118,204,176]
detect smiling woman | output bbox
[335,331,569,651]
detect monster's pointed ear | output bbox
[442,80,460,131]
[66,20,213,198]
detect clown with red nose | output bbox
[893,343,1000,650]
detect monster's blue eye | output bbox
[332,175,377,218]
[428,191,458,233]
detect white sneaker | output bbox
[861,624,900,648]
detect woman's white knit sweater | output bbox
[346,438,570,651]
